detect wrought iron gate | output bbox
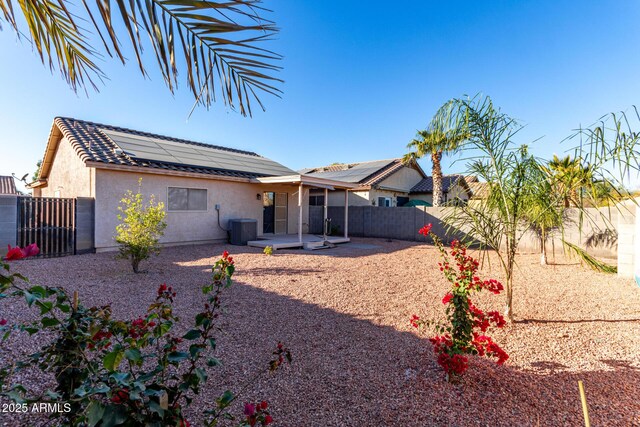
[16,197,76,257]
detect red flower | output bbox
[110,388,129,404]
[4,245,25,261]
[157,283,167,295]
[4,244,40,261]
[418,223,433,236]
[244,403,256,417]
[442,293,453,304]
[0,319,7,326]
[410,314,421,328]
[222,250,229,259]
[259,401,268,410]
[21,243,40,257]
[264,414,273,425]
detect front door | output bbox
[263,192,287,234]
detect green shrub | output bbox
[0,249,291,426]
[115,180,167,273]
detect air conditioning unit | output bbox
[229,219,257,245]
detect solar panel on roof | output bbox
[100,129,295,177]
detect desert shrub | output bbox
[411,224,508,381]
[0,248,290,426]
[263,246,273,256]
[115,180,167,273]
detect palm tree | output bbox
[404,101,468,206]
[0,0,281,116]
[547,155,594,207]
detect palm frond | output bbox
[563,240,617,274]
[0,0,282,115]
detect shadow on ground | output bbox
[2,243,639,427]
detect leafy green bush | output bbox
[115,180,167,273]
[1,249,291,426]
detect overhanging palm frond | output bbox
[563,240,617,274]
[1,0,105,92]
[0,0,282,116]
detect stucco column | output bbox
[323,188,328,238]
[298,183,303,243]
[344,189,349,238]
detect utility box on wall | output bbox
[229,219,258,245]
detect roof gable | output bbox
[302,158,426,187]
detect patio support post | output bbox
[298,183,303,243]
[344,189,349,238]
[324,188,329,238]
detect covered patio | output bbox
[248,174,357,250]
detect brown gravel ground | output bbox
[1,237,639,426]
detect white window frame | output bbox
[167,186,209,212]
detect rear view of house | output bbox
[29,118,354,252]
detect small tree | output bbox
[444,95,639,321]
[115,180,167,273]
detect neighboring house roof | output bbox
[0,176,18,194]
[34,117,295,186]
[300,158,426,189]
[468,181,490,199]
[410,174,472,197]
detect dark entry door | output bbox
[263,192,287,234]
[263,192,275,233]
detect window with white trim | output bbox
[168,187,207,211]
[377,197,392,207]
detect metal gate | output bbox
[17,197,76,257]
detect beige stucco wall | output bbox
[94,169,308,251]
[38,136,94,198]
[377,166,423,192]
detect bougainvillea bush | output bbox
[0,247,290,426]
[412,224,508,381]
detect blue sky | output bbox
[1,0,640,192]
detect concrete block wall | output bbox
[310,206,468,243]
[75,197,95,254]
[310,205,635,271]
[617,199,637,280]
[0,195,17,256]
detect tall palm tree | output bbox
[404,101,468,207]
[0,0,281,116]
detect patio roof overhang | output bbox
[253,174,358,190]
[254,174,354,244]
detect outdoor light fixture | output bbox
[256,193,262,200]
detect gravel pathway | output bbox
[1,238,639,426]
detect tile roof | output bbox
[301,159,412,187]
[0,176,17,194]
[48,117,293,179]
[410,175,466,193]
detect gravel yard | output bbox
[1,238,639,426]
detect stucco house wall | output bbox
[35,136,94,198]
[377,166,423,192]
[94,169,308,251]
